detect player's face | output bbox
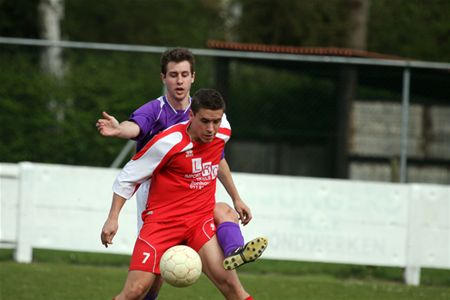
[161,61,195,103]
[188,108,224,143]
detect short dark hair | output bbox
[160,48,195,75]
[191,88,226,114]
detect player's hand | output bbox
[96,111,120,137]
[101,218,118,248]
[234,198,252,226]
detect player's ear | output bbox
[191,72,195,83]
[189,110,194,120]
[160,73,166,84]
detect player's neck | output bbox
[186,124,201,143]
[166,95,190,111]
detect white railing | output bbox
[1,162,449,285]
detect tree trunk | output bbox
[346,0,370,50]
[38,0,64,78]
[335,0,370,178]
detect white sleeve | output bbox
[216,113,231,143]
[112,131,183,200]
[221,113,231,131]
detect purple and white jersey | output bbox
[129,96,190,152]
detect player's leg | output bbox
[136,182,165,300]
[188,215,252,299]
[214,202,243,255]
[117,233,159,300]
[142,275,163,300]
[214,202,268,270]
[113,270,156,300]
[198,236,253,300]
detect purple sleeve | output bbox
[129,100,161,141]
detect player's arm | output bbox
[218,158,253,225]
[101,193,126,248]
[113,131,182,199]
[101,135,173,248]
[96,111,140,139]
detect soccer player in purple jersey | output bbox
[97,48,267,299]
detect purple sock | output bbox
[216,222,245,257]
[143,292,158,300]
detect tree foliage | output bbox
[368,0,450,61]
[63,0,225,48]
[228,0,350,47]
[228,0,450,61]
[0,0,40,38]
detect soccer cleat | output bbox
[223,237,268,270]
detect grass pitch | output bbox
[1,249,449,300]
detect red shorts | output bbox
[129,214,216,274]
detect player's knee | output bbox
[214,202,238,225]
[216,274,243,294]
[123,282,148,300]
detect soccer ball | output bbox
[160,245,202,287]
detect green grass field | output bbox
[1,249,450,300]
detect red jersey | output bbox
[113,119,231,222]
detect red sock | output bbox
[244,296,254,300]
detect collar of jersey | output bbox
[163,95,192,114]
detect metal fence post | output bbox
[399,67,410,184]
[400,67,421,285]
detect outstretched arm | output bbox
[218,158,253,225]
[100,193,126,248]
[96,111,140,139]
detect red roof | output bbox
[207,40,404,60]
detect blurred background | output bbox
[0,0,449,183]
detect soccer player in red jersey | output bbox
[97,49,267,286]
[101,89,254,300]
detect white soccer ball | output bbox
[160,245,202,287]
